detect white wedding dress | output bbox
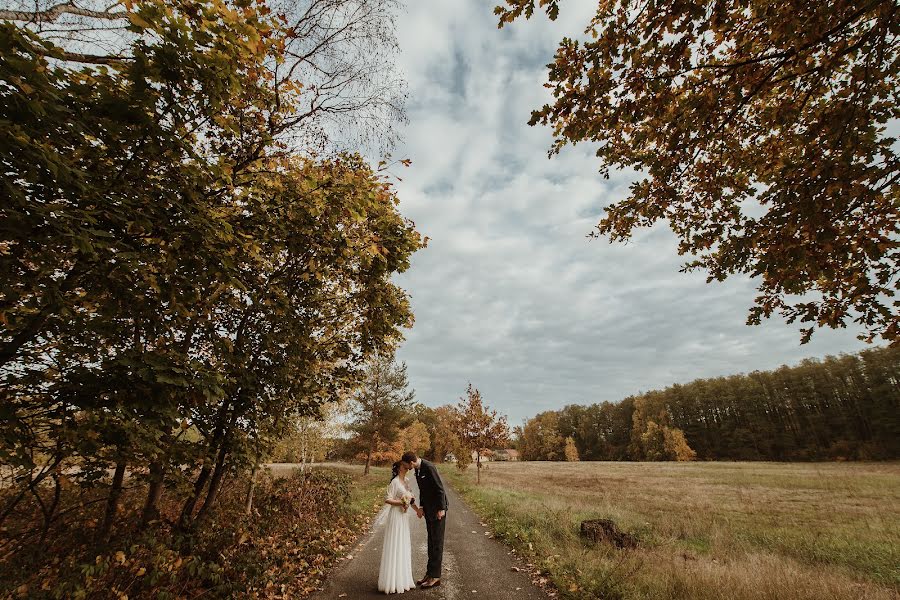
[377,475,415,594]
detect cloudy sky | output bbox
[387,1,871,426]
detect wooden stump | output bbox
[580,519,637,549]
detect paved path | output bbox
[312,476,550,600]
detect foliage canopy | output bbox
[0,0,418,546]
[496,0,900,344]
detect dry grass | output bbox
[444,461,900,600]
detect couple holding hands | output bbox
[378,452,448,594]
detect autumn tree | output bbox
[510,425,524,450]
[454,384,509,483]
[360,420,431,465]
[496,0,900,344]
[632,420,697,462]
[1,0,296,535]
[564,436,580,462]
[453,445,473,471]
[629,396,697,461]
[520,410,565,460]
[515,346,900,462]
[179,153,421,527]
[665,429,697,462]
[0,0,418,543]
[398,420,431,457]
[272,402,347,467]
[430,405,462,462]
[348,355,416,475]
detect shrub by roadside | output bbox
[0,466,386,599]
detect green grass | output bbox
[443,461,900,600]
[341,465,391,516]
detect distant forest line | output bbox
[518,345,900,462]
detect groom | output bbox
[401,451,447,589]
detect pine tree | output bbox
[348,355,416,475]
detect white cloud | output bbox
[389,1,871,424]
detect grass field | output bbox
[444,461,900,600]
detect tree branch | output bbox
[0,3,128,23]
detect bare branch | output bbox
[0,2,128,23]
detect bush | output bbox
[0,468,372,599]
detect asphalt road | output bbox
[311,475,550,600]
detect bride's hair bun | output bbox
[391,460,401,480]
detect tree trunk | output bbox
[0,457,60,528]
[195,442,229,522]
[31,470,62,544]
[140,460,165,526]
[0,485,29,529]
[178,463,212,528]
[99,459,127,542]
[190,384,247,525]
[476,452,481,484]
[244,466,257,516]
[365,441,374,475]
[179,401,232,527]
[300,435,308,472]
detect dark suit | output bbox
[415,459,448,578]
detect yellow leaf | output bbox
[127,12,151,29]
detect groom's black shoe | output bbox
[416,577,429,586]
[421,578,441,588]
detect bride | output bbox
[378,460,416,594]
